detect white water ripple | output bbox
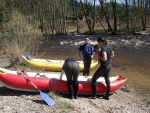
[59,35,150,49]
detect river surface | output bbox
[38,34,150,101]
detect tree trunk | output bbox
[110,0,117,34]
[92,0,96,34]
[141,0,147,31]
[125,0,130,34]
[99,0,113,34]
[80,0,93,34]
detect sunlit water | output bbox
[38,35,150,101]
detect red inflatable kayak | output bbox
[49,76,127,95]
[0,68,127,95]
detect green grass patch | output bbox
[48,92,75,112]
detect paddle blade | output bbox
[40,91,55,106]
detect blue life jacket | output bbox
[82,44,94,57]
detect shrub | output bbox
[0,10,42,67]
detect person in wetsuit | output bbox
[60,58,80,99]
[78,38,95,78]
[89,37,114,100]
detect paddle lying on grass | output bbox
[18,69,55,106]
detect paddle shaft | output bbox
[17,69,55,106]
[18,69,40,92]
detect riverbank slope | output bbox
[0,83,149,113]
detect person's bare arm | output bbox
[91,52,95,59]
[111,51,114,57]
[78,50,82,59]
[60,70,65,80]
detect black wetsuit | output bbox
[79,44,94,76]
[91,45,112,99]
[62,58,80,98]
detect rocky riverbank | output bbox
[0,66,149,113]
[0,84,150,113]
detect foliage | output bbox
[0,0,150,36]
[0,0,13,25]
[0,10,42,67]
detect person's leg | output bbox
[83,58,87,76]
[103,65,111,100]
[67,80,73,99]
[72,62,80,99]
[91,82,97,99]
[89,66,104,99]
[86,57,92,76]
[83,56,91,77]
[64,62,74,99]
[73,80,78,99]
[103,72,110,100]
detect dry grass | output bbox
[0,10,42,67]
[48,92,75,112]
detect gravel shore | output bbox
[0,83,150,113]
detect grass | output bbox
[48,92,75,112]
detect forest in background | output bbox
[0,0,150,66]
[1,0,150,35]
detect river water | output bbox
[38,34,150,100]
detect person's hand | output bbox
[80,56,84,60]
[87,78,92,81]
[98,59,100,64]
[60,76,62,80]
[60,70,64,80]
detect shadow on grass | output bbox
[0,86,39,96]
[32,99,48,105]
